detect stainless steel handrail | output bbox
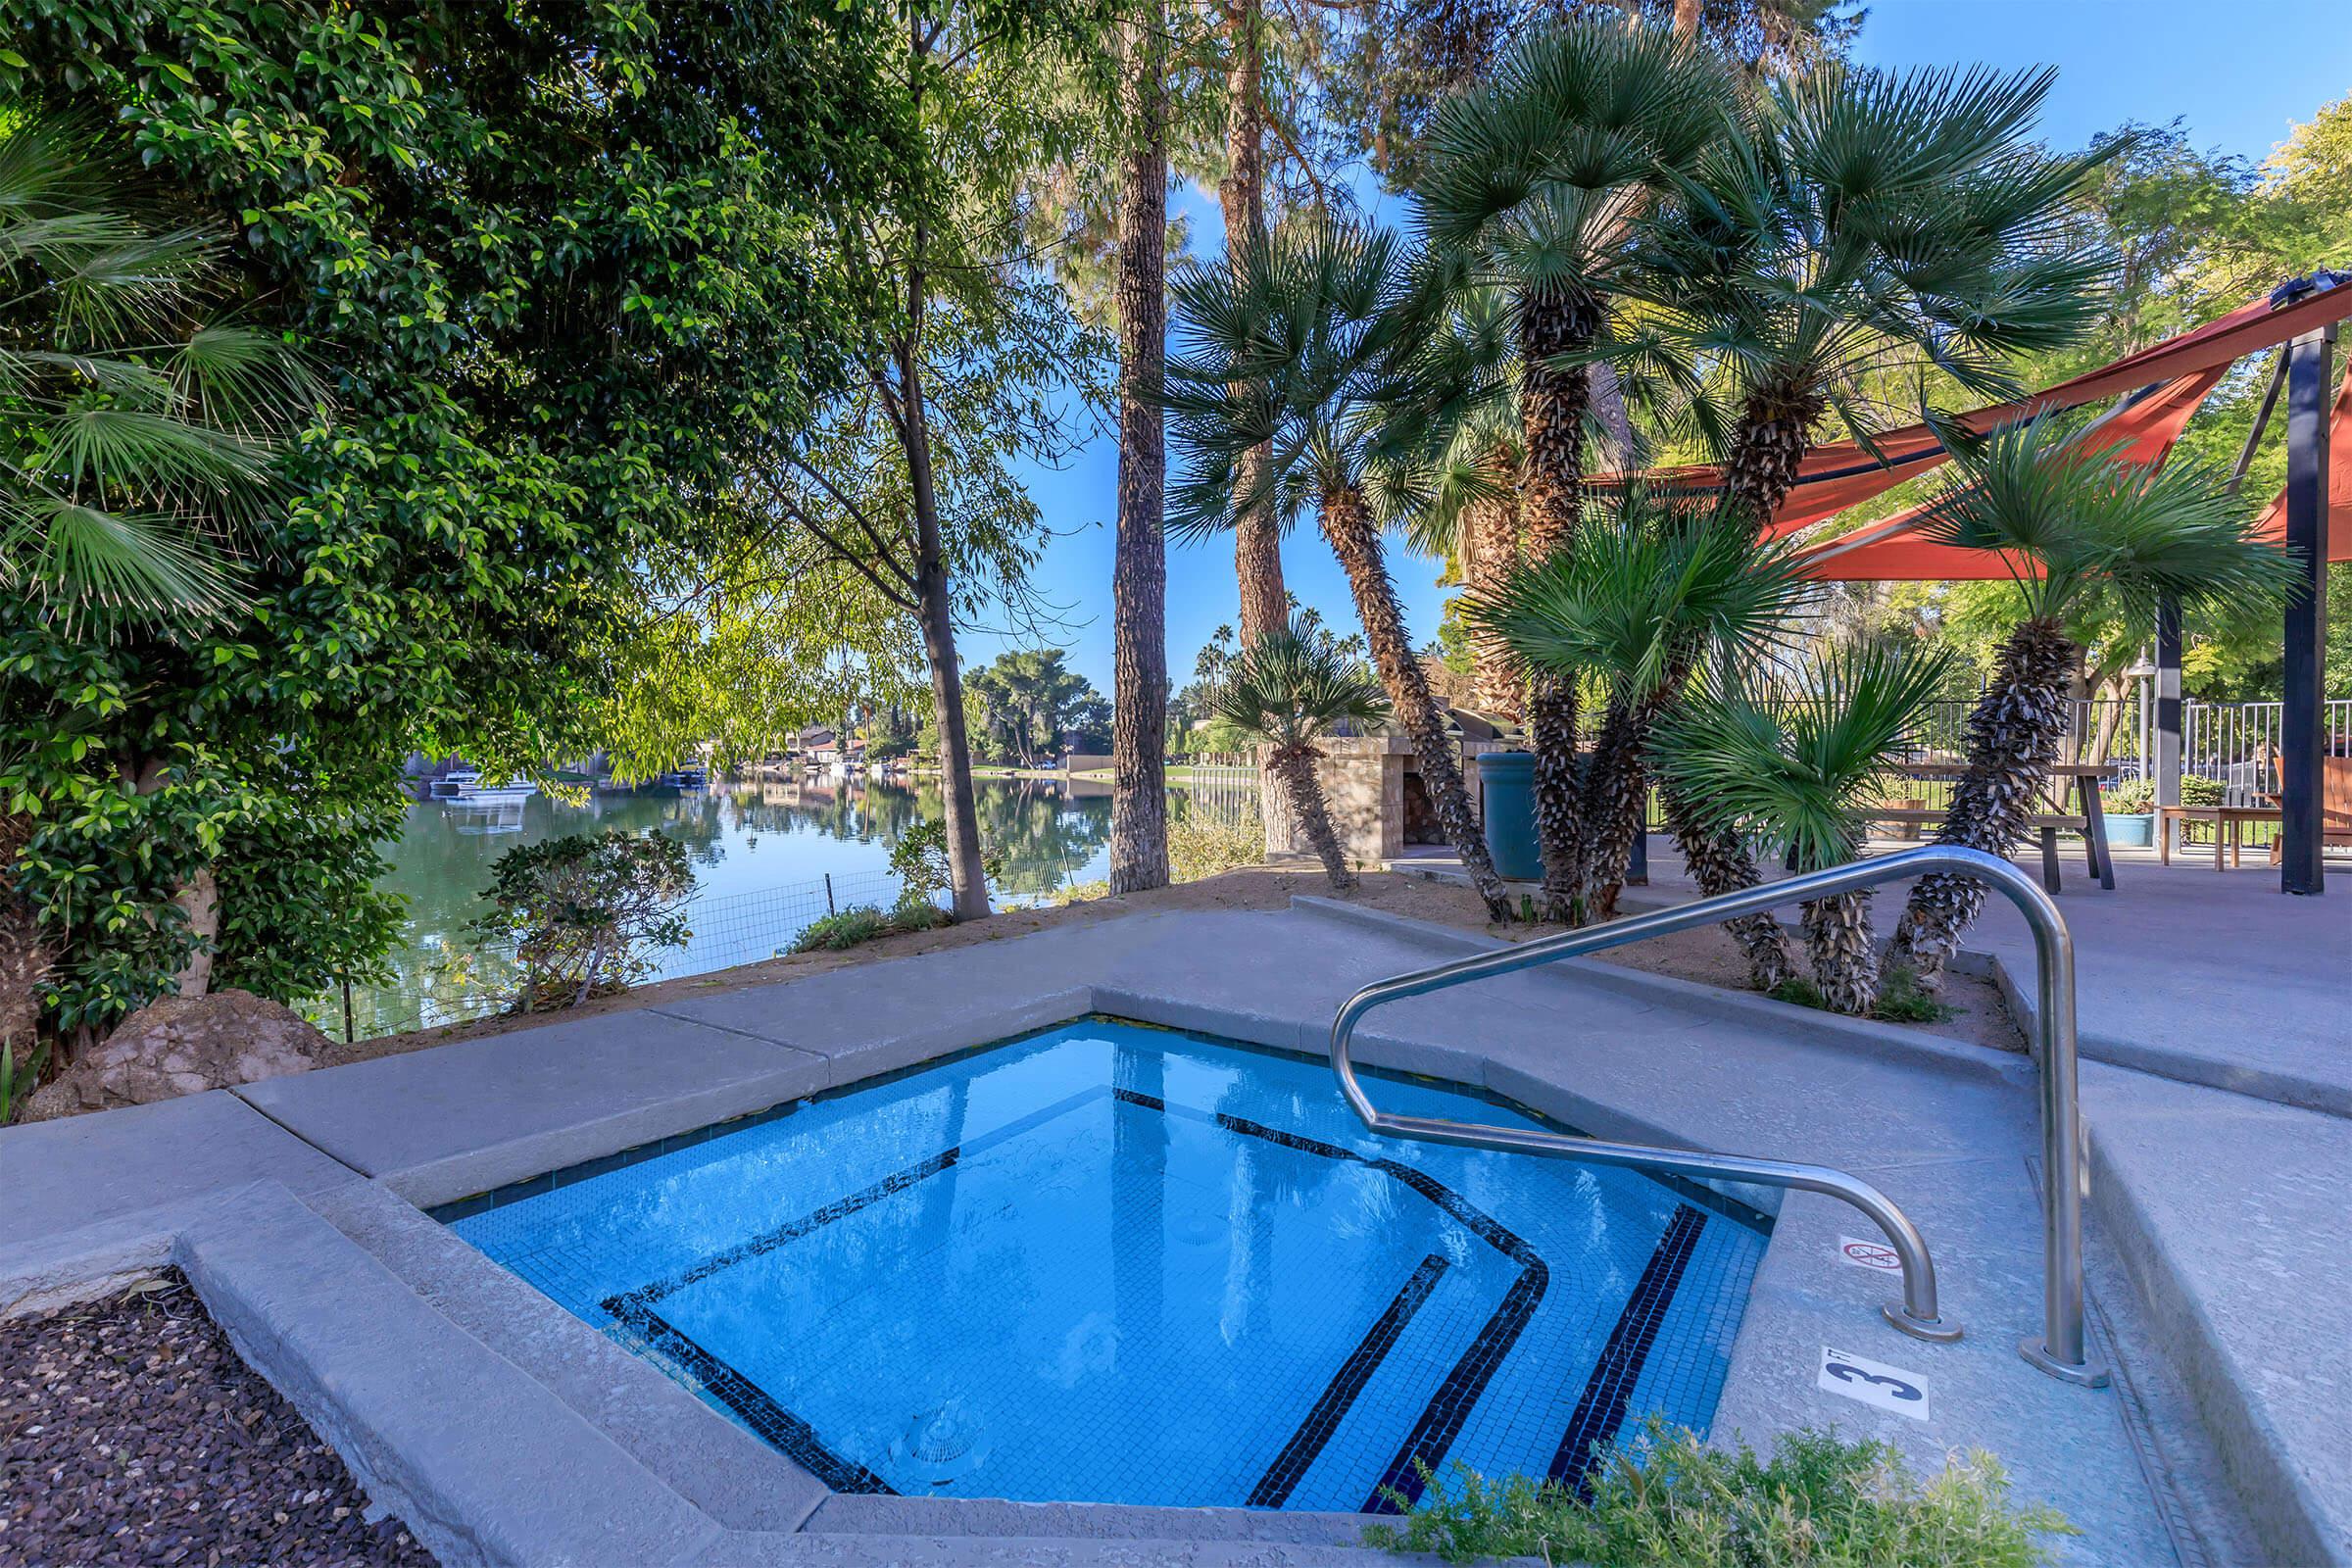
[1329,843,2110,1386]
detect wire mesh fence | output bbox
[310,865,914,1043]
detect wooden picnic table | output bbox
[2156,804,2281,870]
[1876,761,2121,893]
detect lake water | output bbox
[346,772,1257,1039]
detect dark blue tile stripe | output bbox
[586,1081,1557,1508]
[1130,1091,1555,1516]
[1248,1253,1451,1508]
[1545,1202,1708,1497]
[606,1084,1110,1313]
[1358,1257,1550,1514]
[610,1302,896,1494]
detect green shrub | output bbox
[1168,811,1265,882]
[470,831,694,1011]
[2179,774,2227,806]
[790,906,893,953]
[1364,1423,2070,1567]
[1770,969,1959,1024]
[1873,966,1962,1023]
[787,895,951,955]
[890,895,954,932]
[887,819,1005,908]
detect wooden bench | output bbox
[1857,809,2107,894]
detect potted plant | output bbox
[2104,778,2156,848]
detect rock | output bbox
[24,989,326,1119]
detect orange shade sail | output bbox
[1799,358,2352,580]
[1590,273,2352,579]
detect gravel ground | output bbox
[0,1272,434,1566]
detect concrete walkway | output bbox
[2,890,2342,1566]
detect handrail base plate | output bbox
[1885,1302,1965,1343]
[2020,1336,2112,1387]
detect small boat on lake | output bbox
[432,768,538,803]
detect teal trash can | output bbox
[1477,750,1543,881]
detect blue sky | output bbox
[969,1,2352,697]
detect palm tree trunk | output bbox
[1321,486,1512,919]
[1577,695,1651,921]
[1271,747,1354,889]
[1109,3,1170,895]
[1462,470,1523,719]
[1891,617,2075,985]
[1519,290,1597,922]
[1661,784,1795,990]
[1221,0,1286,651]
[1722,386,1823,531]
[1802,890,1881,1014]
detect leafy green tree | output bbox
[967,649,1103,769]
[1890,417,2297,983]
[688,1,1111,925]
[1208,617,1391,887]
[1655,643,1955,1013]
[469,830,694,1012]
[6,3,897,1048]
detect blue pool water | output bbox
[438,1019,1768,1511]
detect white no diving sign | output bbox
[1818,1346,1932,1421]
[1838,1235,1904,1273]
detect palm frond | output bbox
[1654,641,1956,871]
[1162,217,1415,540]
[1468,488,1810,698]
[1917,412,2299,624]
[0,107,306,625]
[1208,615,1391,750]
[4,497,241,620]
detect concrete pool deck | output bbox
[3,890,2344,1566]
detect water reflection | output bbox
[360,773,1252,1034]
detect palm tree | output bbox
[1620,63,2111,520]
[1209,617,1390,888]
[1601,62,2109,980]
[1654,643,1956,1014]
[1413,19,1729,921]
[1,111,316,623]
[1164,220,1515,919]
[1888,416,2297,983]
[1109,0,1173,895]
[1469,489,1805,920]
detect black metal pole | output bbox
[2279,322,2333,895]
[2155,597,2182,809]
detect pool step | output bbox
[2082,1063,2352,1568]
